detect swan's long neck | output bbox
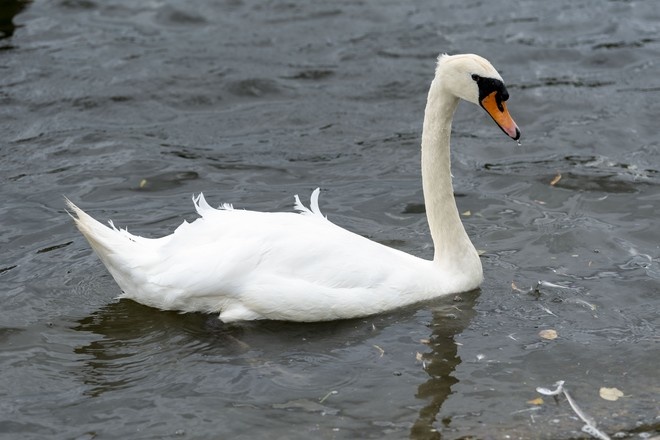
[421,78,480,275]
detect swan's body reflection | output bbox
[73,291,479,437]
[0,0,30,40]
[410,290,479,439]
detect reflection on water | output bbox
[72,300,242,397]
[70,291,480,438]
[0,0,30,40]
[411,290,479,439]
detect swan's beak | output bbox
[480,92,520,141]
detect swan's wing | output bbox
[150,209,402,292]
[133,203,426,316]
[90,191,437,321]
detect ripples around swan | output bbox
[1,0,659,438]
[60,293,478,438]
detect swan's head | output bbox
[437,54,520,140]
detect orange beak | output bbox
[480,92,520,140]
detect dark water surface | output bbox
[1,0,659,438]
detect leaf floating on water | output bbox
[527,397,544,405]
[461,210,471,216]
[550,172,562,186]
[539,329,558,340]
[599,387,624,401]
[139,178,148,188]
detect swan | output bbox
[67,53,520,323]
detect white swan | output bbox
[67,53,520,323]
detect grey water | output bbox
[1,0,659,438]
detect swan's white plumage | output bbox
[67,53,519,323]
[67,191,458,322]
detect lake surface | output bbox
[1,0,658,438]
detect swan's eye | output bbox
[471,74,480,81]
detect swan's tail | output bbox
[65,198,154,294]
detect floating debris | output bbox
[539,304,558,317]
[527,397,544,405]
[36,241,73,254]
[415,352,428,370]
[599,387,624,402]
[539,329,558,340]
[564,298,597,311]
[536,381,611,440]
[275,397,338,415]
[550,172,562,186]
[511,406,542,415]
[318,390,338,404]
[537,280,576,290]
[373,345,385,357]
[515,280,585,298]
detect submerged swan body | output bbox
[68,53,520,323]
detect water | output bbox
[1,0,659,438]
